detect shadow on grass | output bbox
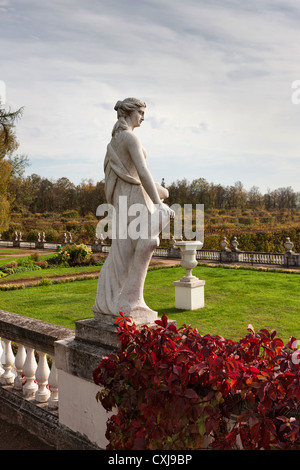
[155,307,183,318]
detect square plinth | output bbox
[173,279,205,310]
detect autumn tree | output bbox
[0,100,23,230]
[77,179,106,216]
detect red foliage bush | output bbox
[93,313,300,450]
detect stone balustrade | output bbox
[0,310,74,408]
[0,235,299,268]
[0,310,102,449]
[0,309,111,449]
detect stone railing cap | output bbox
[0,310,75,355]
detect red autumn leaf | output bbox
[94,315,300,450]
[249,366,261,374]
[155,313,168,328]
[134,438,146,449]
[260,329,271,338]
[184,388,199,400]
[188,362,207,374]
[270,329,277,339]
[173,364,182,376]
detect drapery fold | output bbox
[104,143,141,204]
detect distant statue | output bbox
[221,236,230,252]
[93,98,174,324]
[231,236,241,252]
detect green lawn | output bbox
[0,251,53,266]
[0,250,101,282]
[0,263,299,343]
[0,264,100,282]
[0,249,30,256]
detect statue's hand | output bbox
[158,202,175,219]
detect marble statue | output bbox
[93,98,174,324]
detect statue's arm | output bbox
[155,182,169,200]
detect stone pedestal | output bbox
[173,240,205,310]
[220,250,232,263]
[55,311,175,448]
[75,317,120,349]
[54,319,119,449]
[174,279,205,310]
[36,242,45,249]
[284,252,300,267]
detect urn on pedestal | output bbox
[173,241,205,310]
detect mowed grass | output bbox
[0,250,101,283]
[146,265,300,342]
[0,263,299,343]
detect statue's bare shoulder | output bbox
[122,130,142,150]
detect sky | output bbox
[1,0,300,193]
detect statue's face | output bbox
[129,107,145,128]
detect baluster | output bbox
[0,340,4,377]
[48,358,58,409]
[35,351,50,402]
[0,339,15,385]
[23,347,38,397]
[14,344,26,390]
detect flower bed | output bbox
[93,314,300,450]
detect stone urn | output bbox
[284,237,294,254]
[174,240,203,282]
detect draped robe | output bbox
[92,140,160,324]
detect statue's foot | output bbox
[117,303,158,325]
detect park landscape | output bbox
[2,123,300,342]
[1,86,300,450]
[0,238,299,343]
[0,73,300,450]
[2,241,300,449]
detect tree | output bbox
[0,100,23,156]
[7,154,30,178]
[77,178,106,216]
[0,100,23,230]
[52,177,78,213]
[247,186,263,209]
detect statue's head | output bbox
[112,98,146,136]
[114,97,146,117]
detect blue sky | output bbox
[1,0,300,192]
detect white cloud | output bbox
[1,0,300,192]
